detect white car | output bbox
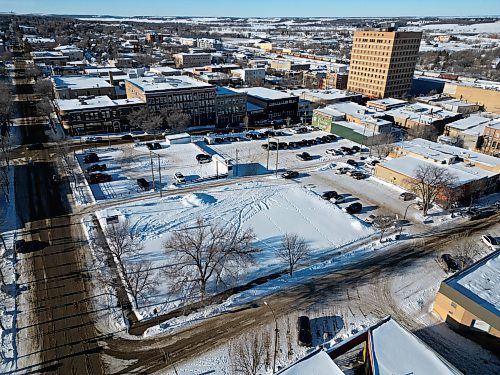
[174,172,185,183]
[481,235,499,250]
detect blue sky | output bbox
[1,0,499,17]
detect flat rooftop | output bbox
[126,75,213,92]
[367,97,407,107]
[446,250,499,318]
[447,115,491,131]
[290,89,361,101]
[235,87,297,101]
[52,75,113,90]
[55,95,144,111]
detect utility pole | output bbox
[149,151,155,192]
[275,137,279,178]
[264,301,279,374]
[266,136,270,171]
[235,148,239,177]
[156,154,162,197]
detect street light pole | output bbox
[266,136,270,171]
[400,202,417,236]
[149,151,155,192]
[264,301,279,373]
[156,154,162,198]
[275,137,279,178]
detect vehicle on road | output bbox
[481,235,499,250]
[137,178,150,191]
[297,316,312,347]
[321,191,338,200]
[83,153,99,163]
[281,171,299,179]
[352,172,368,180]
[344,202,362,214]
[196,154,212,164]
[86,164,106,173]
[88,173,112,184]
[121,134,133,140]
[296,152,312,161]
[399,192,415,201]
[174,172,185,183]
[84,136,103,144]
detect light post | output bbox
[150,150,163,197]
[400,202,418,236]
[264,301,278,373]
[153,307,160,328]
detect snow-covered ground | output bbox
[95,179,375,319]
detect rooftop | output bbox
[126,75,213,92]
[235,87,297,101]
[52,75,113,90]
[446,115,491,131]
[290,89,361,102]
[367,97,407,107]
[55,95,144,111]
[446,250,500,319]
[215,86,241,96]
[386,103,459,124]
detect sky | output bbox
[0,0,499,18]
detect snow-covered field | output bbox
[95,179,375,319]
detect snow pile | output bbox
[181,193,217,207]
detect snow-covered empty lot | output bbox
[96,179,375,317]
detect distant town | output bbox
[0,12,499,375]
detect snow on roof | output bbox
[367,98,407,107]
[370,319,462,375]
[234,87,296,101]
[277,349,344,375]
[290,89,361,101]
[55,96,144,111]
[400,138,500,169]
[385,103,458,124]
[53,75,113,90]
[446,115,491,131]
[215,86,240,96]
[165,132,191,140]
[126,75,212,92]
[382,155,495,185]
[447,250,500,317]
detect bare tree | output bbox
[94,220,156,308]
[452,233,481,270]
[159,108,190,133]
[35,97,53,124]
[163,217,258,301]
[0,82,12,125]
[24,65,41,82]
[33,78,54,100]
[276,233,310,277]
[127,107,163,138]
[366,133,395,158]
[405,164,455,216]
[229,332,267,375]
[373,215,396,243]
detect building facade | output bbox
[52,76,116,99]
[347,29,422,98]
[215,87,247,127]
[173,53,212,68]
[125,75,216,126]
[481,121,500,156]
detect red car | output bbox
[88,173,112,184]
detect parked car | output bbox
[261,144,269,150]
[297,316,312,347]
[344,202,362,214]
[121,134,133,140]
[325,149,337,155]
[300,139,309,147]
[84,136,103,144]
[137,178,150,191]
[296,152,312,161]
[335,167,350,175]
[153,142,162,150]
[196,154,212,164]
[369,160,380,166]
[441,254,459,271]
[481,235,499,250]
[315,137,325,144]
[146,142,154,150]
[346,169,358,176]
[346,159,358,167]
[366,214,378,224]
[88,173,112,184]
[399,192,415,201]
[26,143,44,151]
[278,142,288,150]
[83,153,99,163]
[174,172,185,183]
[351,145,361,152]
[86,164,106,173]
[352,172,368,180]
[288,141,298,149]
[281,171,299,179]
[321,191,338,200]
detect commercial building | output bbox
[443,81,500,113]
[481,120,500,156]
[366,98,407,111]
[415,94,481,114]
[290,89,362,107]
[234,87,299,123]
[173,53,212,68]
[231,68,266,84]
[52,75,116,99]
[125,75,216,126]
[31,51,69,66]
[55,95,146,134]
[196,38,223,51]
[347,29,422,98]
[433,250,500,338]
[323,71,349,90]
[215,87,246,127]
[441,115,495,150]
[374,138,500,206]
[270,60,310,71]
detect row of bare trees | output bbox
[126,107,191,136]
[94,218,311,309]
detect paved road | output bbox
[10,56,104,374]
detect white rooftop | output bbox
[290,89,361,101]
[126,75,213,92]
[379,155,496,186]
[53,75,113,90]
[386,103,459,124]
[367,98,407,107]
[235,87,296,101]
[278,349,344,375]
[447,115,491,131]
[371,319,461,375]
[447,250,500,319]
[55,95,144,111]
[328,102,385,120]
[399,138,500,169]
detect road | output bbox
[9,54,104,374]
